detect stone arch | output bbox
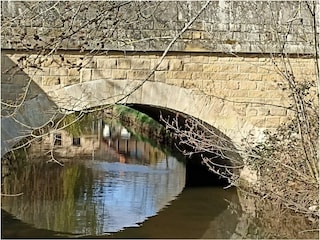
[48,79,263,146]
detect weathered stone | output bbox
[97,59,117,69]
[42,76,61,86]
[92,69,112,80]
[112,69,127,80]
[265,116,281,128]
[68,68,80,76]
[270,108,287,116]
[168,71,192,79]
[80,69,92,82]
[127,70,151,80]
[192,72,215,81]
[224,81,240,90]
[190,55,209,63]
[240,81,257,90]
[184,63,203,72]
[117,59,131,69]
[49,67,68,76]
[155,71,166,82]
[169,60,183,71]
[130,59,151,70]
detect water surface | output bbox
[1,119,243,238]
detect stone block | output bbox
[184,63,203,72]
[41,58,57,67]
[301,67,316,75]
[239,64,258,73]
[220,65,238,73]
[127,70,151,80]
[181,31,193,39]
[227,90,249,97]
[248,90,268,98]
[42,76,61,86]
[168,71,192,79]
[203,64,221,72]
[169,59,183,71]
[224,81,240,90]
[280,116,289,124]
[270,108,287,116]
[153,59,169,71]
[246,107,258,116]
[112,70,127,80]
[218,57,232,62]
[117,59,131,69]
[208,56,219,63]
[183,80,197,88]
[257,66,273,74]
[80,58,96,68]
[264,82,279,90]
[192,72,215,81]
[61,76,79,86]
[257,108,271,116]
[63,56,77,65]
[240,80,257,90]
[91,69,112,80]
[248,73,262,81]
[249,116,266,128]
[131,59,151,70]
[227,73,249,81]
[80,69,92,82]
[96,58,117,69]
[233,103,247,116]
[166,78,184,87]
[192,31,202,39]
[265,116,280,128]
[264,90,289,101]
[155,71,166,82]
[213,73,228,81]
[68,68,80,76]
[190,55,209,63]
[49,67,68,76]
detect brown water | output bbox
[3,119,316,239]
[1,121,240,238]
[1,159,239,238]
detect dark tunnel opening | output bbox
[125,104,234,187]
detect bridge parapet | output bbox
[1,1,317,53]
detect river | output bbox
[1,117,241,238]
[1,112,317,239]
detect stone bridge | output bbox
[1,1,318,157]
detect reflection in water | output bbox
[79,157,185,235]
[103,187,240,239]
[2,116,317,238]
[1,121,186,237]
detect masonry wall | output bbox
[1,1,318,53]
[2,50,317,130]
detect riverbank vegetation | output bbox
[246,80,318,215]
[243,80,319,237]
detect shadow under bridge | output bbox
[125,103,243,187]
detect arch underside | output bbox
[47,79,263,146]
